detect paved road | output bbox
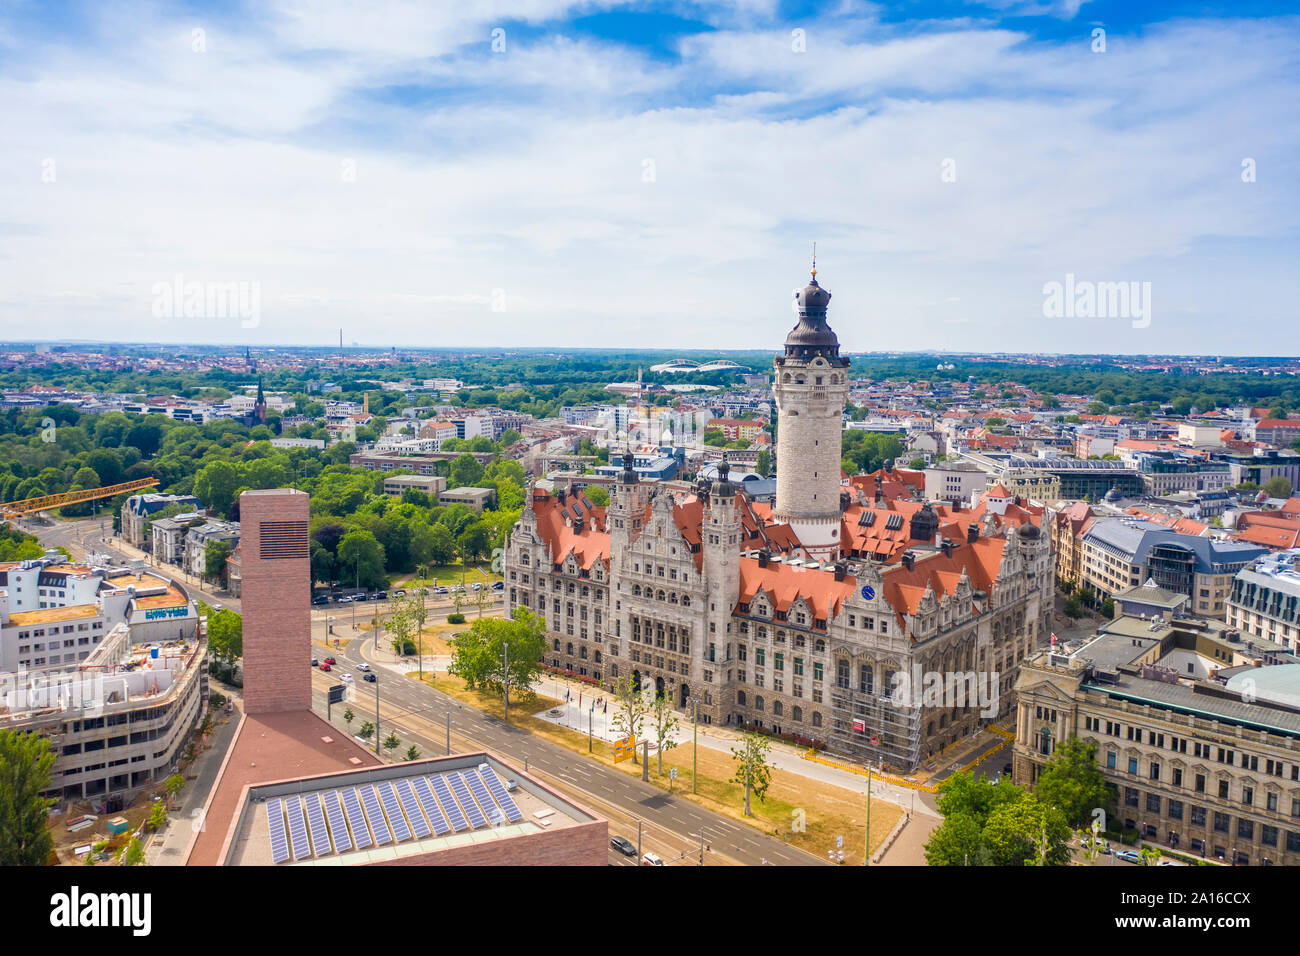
[314,640,824,867]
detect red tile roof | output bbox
[736,557,858,624]
[881,537,1007,618]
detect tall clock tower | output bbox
[772,261,850,561]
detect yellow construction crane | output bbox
[1,477,160,519]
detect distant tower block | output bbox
[239,489,312,715]
[772,256,851,561]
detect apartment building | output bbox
[1014,620,1300,865]
[1081,519,1267,617]
[1228,550,1300,653]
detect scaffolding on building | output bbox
[827,684,922,772]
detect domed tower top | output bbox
[710,460,735,498]
[783,250,847,366]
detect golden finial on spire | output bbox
[811,241,817,278]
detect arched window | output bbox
[773,700,783,717]
[755,696,765,712]
[812,712,823,728]
[815,639,826,653]
[793,706,803,722]
[657,589,666,601]
[632,584,641,596]
[737,690,747,706]
[682,595,691,607]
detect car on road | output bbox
[357,662,371,672]
[363,672,376,683]
[434,586,449,595]
[375,591,388,600]
[470,582,482,591]
[392,589,406,597]
[1002,762,1012,775]
[312,596,330,606]
[1114,850,1142,864]
[491,581,504,591]
[211,603,224,612]
[641,852,664,866]
[310,658,318,667]
[319,663,332,672]
[341,673,353,683]
[324,657,336,665]
[610,836,636,857]
[337,595,353,603]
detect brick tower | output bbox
[239,488,312,714]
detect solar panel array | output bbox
[262,767,524,863]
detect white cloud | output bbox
[0,5,1295,354]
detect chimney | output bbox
[902,551,915,572]
[757,550,770,568]
[833,561,847,581]
[941,538,955,558]
[967,523,979,544]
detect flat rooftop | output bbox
[226,754,595,866]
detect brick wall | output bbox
[368,819,608,866]
[240,489,312,715]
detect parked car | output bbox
[375,591,388,600]
[470,582,483,591]
[319,663,332,672]
[392,589,406,597]
[337,595,353,604]
[641,852,664,866]
[363,672,376,683]
[434,586,449,595]
[1115,850,1142,864]
[610,836,636,857]
[312,596,330,606]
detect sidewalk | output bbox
[144,692,243,866]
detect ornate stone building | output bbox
[503,265,1055,771]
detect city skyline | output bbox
[1,2,1296,354]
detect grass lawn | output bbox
[414,671,900,864]
[397,562,502,588]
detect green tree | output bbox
[583,485,609,507]
[610,675,650,765]
[358,721,375,743]
[204,539,233,585]
[1264,475,1293,499]
[338,529,387,590]
[147,801,168,832]
[383,732,400,756]
[729,732,773,817]
[164,773,185,808]
[922,811,989,866]
[755,448,771,477]
[649,690,680,776]
[193,459,240,515]
[447,609,547,713]
[449,453,485,488]
[202,604,243,664]
[0,729,56,866]
[982,793,1071,866]
[342,707,355,730]
[1032,737,1113,828]
[405,745,421,761]
[119,837,145,867]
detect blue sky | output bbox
[0,1,1296,354]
